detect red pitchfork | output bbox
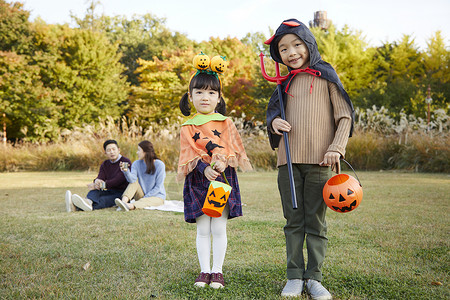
[259,52,297,209]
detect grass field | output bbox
[0,171,449,299]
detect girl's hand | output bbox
[119,161,128,172]
[212,161,226,173]
[204,166,220,181]
[320,151,341,167]
[272,117,291,136]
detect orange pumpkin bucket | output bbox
[323,159,363,213]
[202,180,232,218]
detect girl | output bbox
[177,54,252,289]
[115,140,166,211]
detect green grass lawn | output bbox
[0,171,449,299]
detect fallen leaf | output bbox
[431,281,442,286]
[82,262,90,271]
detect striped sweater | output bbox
[275,74,352,167]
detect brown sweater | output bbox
[275,74,352,167]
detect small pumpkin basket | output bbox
[202,163,232,218]
[323,159,363,213]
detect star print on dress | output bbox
[212,129,221,138]
[192,132,200,142]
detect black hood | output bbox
[265,18,321,67]
[265,18,355,137]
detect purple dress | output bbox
[183,160,242,223]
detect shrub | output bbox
[0,107,448,173]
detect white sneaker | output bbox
[115,198,129,211]
[71,194,93,211]
[281,279,304,297]
[305,279,332,300]
[65,190,76,212]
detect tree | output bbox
[310,24,377,100]
[129,48,195,125]
[50,28,129,128]
[357,36,426,115]
[72,3,193,86]
[423,31,450,111]
[0,0,32,54]
[0,51,59,141]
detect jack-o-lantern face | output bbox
[202,181,232,218]
[193,52,210,70]
[323,174,363,213]
[210,55,228,74]
[207,188,228,208]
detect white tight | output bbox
[195,205,229,274]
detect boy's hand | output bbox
[320,151,341,167]
[272,117,291,135]
[204,166,220,181]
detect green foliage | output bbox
[0,51,59,141]
[0,0,32,54]
[311,24,377,99]
[0,0,449,142]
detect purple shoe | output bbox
[194,272,210,288]
[210,273,225,289]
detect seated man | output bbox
[65,139,132,212]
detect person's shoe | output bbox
[209,273,225,289]
[305,279,332,300]
[194,272,210,288]
[71,194,93,211]
[115,198,129,212]
[65,190,76,212]
[281,279,304,297]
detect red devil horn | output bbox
[264,35,275,45]
[282,21,301,27]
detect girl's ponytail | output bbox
[216,97,226,115]
[179,92,191,116]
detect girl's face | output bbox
[190,87,220,115]
[137,146,145,160]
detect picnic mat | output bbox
[144,200,184,213]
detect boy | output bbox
[265,19,354,299]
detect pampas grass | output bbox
[1,107,449,173]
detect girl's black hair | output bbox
[179,72,226,116]
[138,140,157,174]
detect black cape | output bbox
[265,18,355,150]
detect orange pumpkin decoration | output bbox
[323,173,363,213]
[193,51,210,70]
[202,181,232,218]
[210,55,228,74]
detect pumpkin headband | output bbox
[189,52,228,93]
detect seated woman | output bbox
[115,140,166,211]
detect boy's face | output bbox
[278,34,310,70]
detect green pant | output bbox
[278,164,331,281]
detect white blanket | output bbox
[144,200,184,213]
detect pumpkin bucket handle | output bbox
[339,159,362,187]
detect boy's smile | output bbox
[278,34,310,70]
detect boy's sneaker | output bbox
[194,272,210,288]
[305,279,332,300]
[209,273,225,289]
[115,198,129,211]
[65,190,76,212]
[71,194,93,211]
[281,279,304,297]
